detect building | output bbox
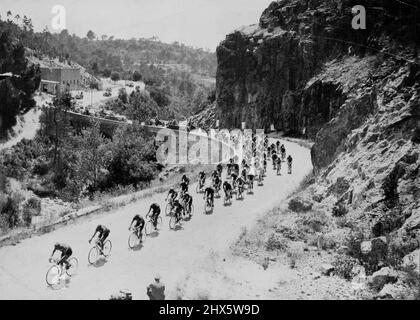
[39,80,60,95]
[40,66,81,91]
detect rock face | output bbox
[216,0,419,134]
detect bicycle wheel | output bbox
[102,240,112,257]
[66,257,78,277]
[145,220,154,235]
[169,216,177,230]
[128,232,140,249]
[156,216,162,229]
[165,203,172,216]
[88,247,99,265]
[46,265,61,286]
[196,184,201,194]
[189,204,194,216]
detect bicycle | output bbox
[128,226,143,249]
[277,163,282,175]
[46,257,78,286]
[169,207,185,230]
[145,214,163,235]
[236,185,244,200]
[213,182,221,198]
[196,179,205,194]
[204,195,214,213]
[223,190,232,206]
[88,239,112,265]
[165,198,175,216]
[257,173,264,186]
[288,162,292,174]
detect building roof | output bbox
[41,79,60,84]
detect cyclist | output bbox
[287,155,293,174]
[172,199,184,223]
[258,164,265,184]
[181,192,193,216]
[223,180,232,201]
[231,171,238,189]
[248,164,256,190]
[181,174,190,186]
[233,163,240,176]
[179,181,188,196]
[146,203,161,229]
[241,167,248,182]
[198,171,206,189]
[236,176,245,198]
[203,187,215,209]
[128,214,145,240]
[263,159,267,173]
[166,188,178,203]
[276,140,280,153]
[272,152,278,170]
[49,243,72,270]
[212,173,221,192]
[281,144,286,160]
[276,156,282,174]
[89,225,110,252]
[216,163,223,177]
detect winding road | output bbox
[0,139,312,300]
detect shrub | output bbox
[33,159,50,176]
[22,197,41,227]
[265,233,288,251]
[332,254,359,280]
[0,194,21,229]
[299,211,329,233]
[332,201,348,217]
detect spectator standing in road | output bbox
[147,274,165,300]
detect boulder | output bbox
[360,236,388,256]
[368,267,399,291]
[402,249,420,273]
[320,264,335,276]
[288,197,313,213]
[377,283,411,300]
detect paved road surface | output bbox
[0,139,312,300]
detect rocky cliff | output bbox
[216,0,419,135]
[216,0,420,298]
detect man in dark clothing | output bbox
[147,274,165,300]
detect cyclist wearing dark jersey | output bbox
[180,181,188,195]
[276,140,280,153]
[216,164,223,176]
[166,189,178,202]
[49,243,72,269]
[223,181,232,199]
[146,203,161,229]
[129,214,145,239]
[181,175,190,186]
[236,176,245,196]
[287,155,293,174]
[181,193,193,215]
[172,199,184,222]
[198,171,206,184]
[204,187,215,208]
[89,225,110,251]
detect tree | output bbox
[110,72,120,82]
[74,120,110,194]
[132,70,142,82]
[86,30,96,41]
[118,88,128,104]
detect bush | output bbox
[332,255,359,280]
[22,197,41,227]
[0,194,21,229]
[332,201,348,217]
[298,211,329,233]
[32,159,50,176]
[265,233,288,251]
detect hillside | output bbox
[215,0,420,299]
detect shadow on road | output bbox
[90,257,109,268]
